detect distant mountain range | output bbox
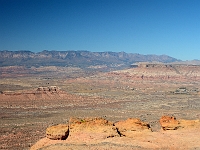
[0,50,179,70]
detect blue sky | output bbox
[0,0,200,60]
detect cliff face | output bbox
[114,63,200,82]
[0,50,178,69]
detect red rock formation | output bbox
[69,117,119,139]
[31,116,200,150]
[159,116,200,130]
[159,116,180,130]
[113,63,200,82]
[46,124,69,140]
[115,118,151,137]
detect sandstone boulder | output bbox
[114,118,151,137]
[69,117,119,139]
[46,124,69,140]
[159,116,180,130]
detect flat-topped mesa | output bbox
[137,62,200,68]
[36,86,60,92]
[0,86,60,95]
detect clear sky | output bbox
[0,0,200,60]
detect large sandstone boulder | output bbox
[46,124,69,140]
[114,118,151,137]
[69,117,119,139]
[159,116,180,130]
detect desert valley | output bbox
[0,51,200,150]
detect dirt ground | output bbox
[1,65,200,149]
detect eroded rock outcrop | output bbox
[115,118,151,137]
[46,124,69,140]
[159,116,180,130]
[45,117,153,141]
[69,117,119,139]
[31,116,200,150]
[37,86,60,93]
[159,116,200,130]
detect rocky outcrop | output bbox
[45,117,153,141]
[45,117,200,141]
[173,87,199,94]
[69,117,119,139]
[159,116,180,130]
[31,116,200,150]
[37,86,60,92]
[46,124,69,140]
[44,117,153,141]
[159,116,200,130]
[115,118,151,137]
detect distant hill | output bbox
[0,50,179,70]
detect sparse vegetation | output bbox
[1,62,200,149]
